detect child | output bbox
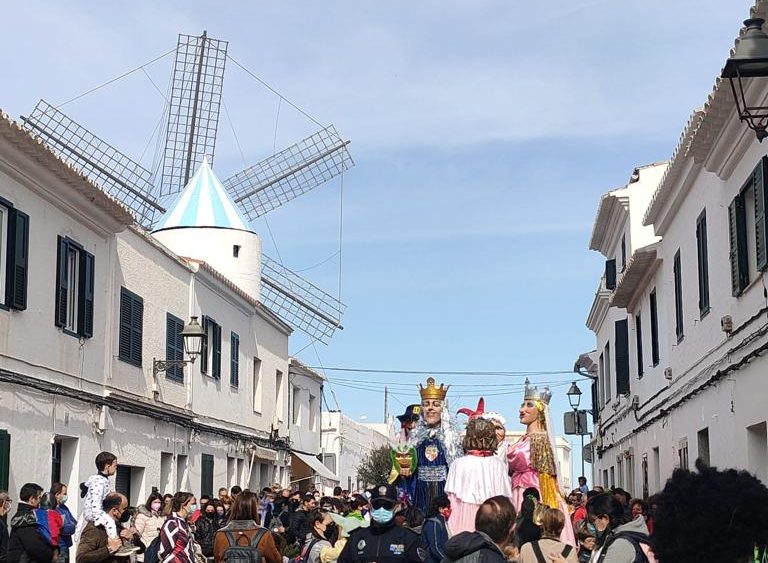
[576,522,596,563]
[74,451,137,555]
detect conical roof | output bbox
[153,158,251,232]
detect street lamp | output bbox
[566,381,586,480]
[153,316,207,380]
[722,18,768,142]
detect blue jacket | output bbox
[55,505,77,549]
[422,515,448,563]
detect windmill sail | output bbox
[159,31,228,198]
[223,125,353,221]
[260,254,345,343]
[21,100,164,227]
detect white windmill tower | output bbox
[22,31,352,343]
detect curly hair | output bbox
[462,418,498,452]
[652,459,768,563]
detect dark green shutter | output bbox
[605,259,617,290]
[755,156,768,271]
[55,237,68,327]
[131,294,143,365]
[119,288,143,366]
[166,314,185,381]
[230,332,239,387]
[635,314,644,378]
[729,196,749,296]
[650,290,660,366]
[81,252,95,338]
[119,288,132,361]
[696,211,710,315]
[201,316,209,374]
[8,210,29,310]
[201,454,214,497]
[615,319,630,396]
[213,323,222,379]
[591,381,599,423]
[0,429,9,491]
[673,250,684,341]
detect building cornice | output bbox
[586,279,612,333]
[589,193,630,256]
[289,358,325,383]
[610,243,662,310]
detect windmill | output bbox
[21,31,353,343]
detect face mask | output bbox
[187,504,197,514]
[205,511,216,519]
[217,510,224,517]
[60,495,68,504]
[371,507,394,524]
[151,502,162,512]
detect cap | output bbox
[396,404,421,423]
[368,483,397,504]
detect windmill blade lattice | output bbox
[260,254,345,343]
[21,100,164,227]
[159,32,228,198]
[223,125,353,221]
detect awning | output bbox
[291,451,338,482]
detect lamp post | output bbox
[567,381,585,479]
[153,316,207,382]
[722,18,768,141]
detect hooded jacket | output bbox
[591,516,652,563]
[441,531,506,563]
[7,504,55,563]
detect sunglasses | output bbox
[371,500,395,510]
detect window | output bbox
[322,453,337,475]
[118,287,143,367]
[51,440,62,485]
[230,332,240,388]
[276,370,284,421]
[233,245,241,258]
[201,454,214,498]
[201,316,221,379]
[615,319,630,396]
[673,250,684,342]
[604,342,612,404]
[621,235,627,272]
[55,237,94,337]
[650,289,660,366]
[747,422,768,484]
[0,199,29,310]
[598,352,605,408]
[730,157,768,296]
[652,447,660,493]
[635,314,644,378]
[253,358,263,413]
[166,313,185,381]
[0,430,10,491]
[605,259,617,290]
[696,210,710,316]
[678,438,689,470]
[641,454,649,500]
[697,427,710,466]
[292,385,300,426]
[309,394,318,432]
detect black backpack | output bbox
[143,536,162,563]
[597,530,653,563]
[222,529,269,563]
[530,541,573,563]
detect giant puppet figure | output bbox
[508,379,575,546]
[391,377,463,513]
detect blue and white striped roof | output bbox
[153,158,252,232]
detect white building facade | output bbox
[582,3,768,498]
[320,411,392,493]
[0,114,299,511]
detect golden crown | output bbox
[523,378,552,405]
[419,377,449,401]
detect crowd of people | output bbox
[2,376,768,563]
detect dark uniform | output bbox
[339,484,425,563]
[339,521,424,563]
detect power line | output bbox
[307,366,584,378]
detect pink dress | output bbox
[507,435,575,546]
[444,452,512,535]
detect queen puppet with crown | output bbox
[391,377,463,514]
[508,379,575,546]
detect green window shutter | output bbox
[119,288,143,366]
[635,314,644,378]
[605,259,617,290]
[230,332,240,387]
[80,252,95,338]
[673,250,684,341]
[696,211,710,315]
[213,323,222,379]
[201,454,214,498]
[54,236,68,327]
[615,319,630,396]
[8,209,29,310]
[729,196,749,296]
[200,316,209,375]
[131,294,143,365]
[166,314,185,381]
[0,429,9,491]
[756,157,768,271]
[650,289,660,366]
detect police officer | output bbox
[339,484,425,563]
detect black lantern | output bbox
[181,316,206,360]
[722,18,768,142]
[567,381,582,410]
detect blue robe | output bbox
[412,436,449,514]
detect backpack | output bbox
[292,539,320,563]
[530,541,572,563]
[144,536,162,563]
[222,529,269,563]
[597,530,657,563]
[267,508,288,531]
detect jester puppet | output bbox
[389,377,463,514]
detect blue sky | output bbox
[3,0,746,484]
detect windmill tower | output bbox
[22,31,352,343]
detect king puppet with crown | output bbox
[389,377,463,513]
